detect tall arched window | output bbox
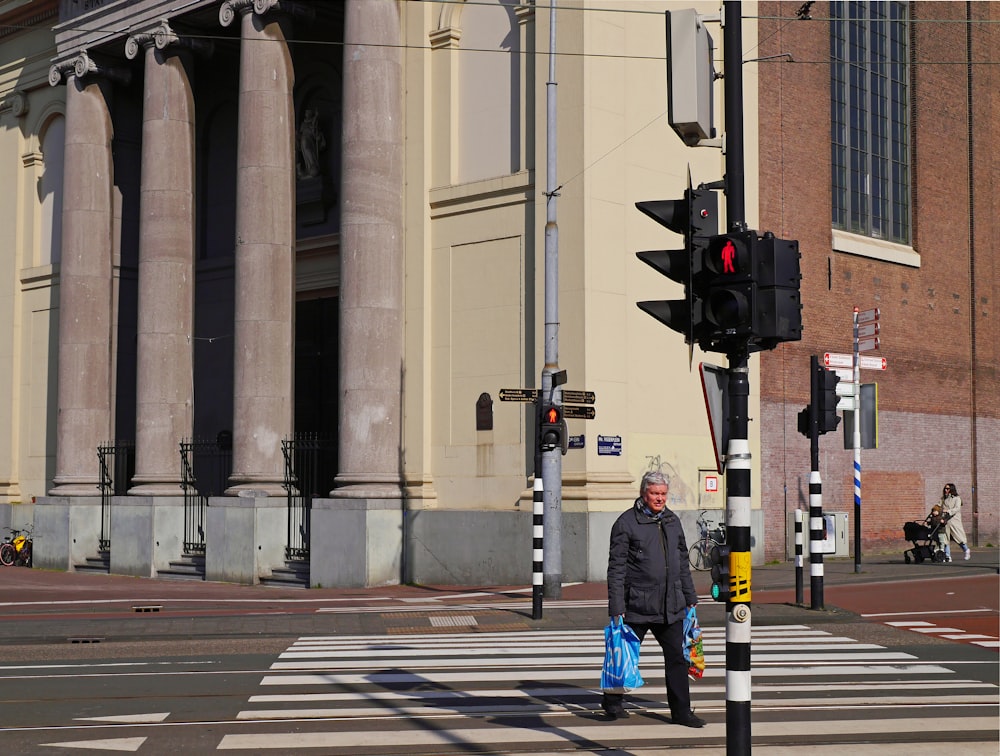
[457,0,520,183]
[39,115,65,266]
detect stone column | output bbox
[331,0,404,499]
[125,22,197,494]
[220,0,295,495]
[47,54,118,495]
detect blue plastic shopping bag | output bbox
[683,606,705,679]
[600,617,644,693]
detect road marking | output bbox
[74,713,170,724]
[217,717,1000,750]
[38,737,147,751]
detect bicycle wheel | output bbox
[689,538,716,571]
[0,542,15,567]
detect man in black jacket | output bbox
[602,470,705,728]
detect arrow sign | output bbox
[562,390,596,405]
[858,337,880,352]
[858,355,887,370]
[498,388,537,402]
[824,352,853,369]
[857,307,880,324]
[857,322,879,338]
[562,405,596,420]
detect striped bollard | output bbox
[809,470,824,610]
[531,477,544,620]
[794,508,804,605]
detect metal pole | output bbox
[852,308,862,572]
[808,355,824,610]
[794,508,804,605]
[541,0,562,599]
[723,3,751,753]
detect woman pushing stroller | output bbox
[938,483,971,562]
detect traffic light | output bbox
[817,364,841,434]
[709,542,731,602]
[697,230,802,353]
[635,187,718,346]
[798,356,841,437]
[539,404,568,455]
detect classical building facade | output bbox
[5,0,992,588]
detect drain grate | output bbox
[429,614,478,628]
[68,637,104,644]
[132,605,162,613]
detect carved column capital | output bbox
[219,0,315,27]
[126,19,213,60]
[0,90,29,118]
[48,50,131,87]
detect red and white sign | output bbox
[857,322,880,338]
[858,337,880,352]
[858,355,887,370]
[705,476,718,493]
[824,352,853,369]
[857,307,880,324]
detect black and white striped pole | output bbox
[531,476,544,620]
[794,508,804,605]
[807,355,825,610]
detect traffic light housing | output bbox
[635,187,718,346]
[798,356,841,437]
[539,404,568,455]
[817,364,841,434]
[697,230,802,353]
[709,543,731,602]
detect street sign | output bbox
[597,435,622,456]
[857,307,880,324]
[858,355,887,370]
[562,405,596,420]
[562,390,596,405]
[836,396,856,411]
[823,352,853,369]
[699,362,729,475]
[833,368,853,382]
[858,337,879,352]
[498,388,536,402]
[836,381,856,397]
[857,322,879,338]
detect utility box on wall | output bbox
[786,510,849,558]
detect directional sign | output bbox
[858,337,879,353]
[857,322,880,338]
[498,388,536,402]
[858,355,887,370]
[836,395,856,411]
[857,307,880,324]
[562,390,596,405]
[836,381,856,397]
[562,405,596,420]
[823,352,853,369]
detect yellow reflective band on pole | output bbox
[730,550,752,602]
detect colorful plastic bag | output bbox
[600,617,644,693]
[683,606,705,680]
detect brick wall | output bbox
[755,2,999,559]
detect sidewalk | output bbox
[0,549,995,644]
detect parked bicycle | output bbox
[0,526,32,568]
[689,511,726,571]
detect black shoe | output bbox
[601,699,629,719]
[674,711,706,728]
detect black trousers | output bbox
[603,619,691,718]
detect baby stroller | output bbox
[903,508,948,564]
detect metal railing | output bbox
[179,436,233,554]
[281,434,337,560]
[97,441,135,552]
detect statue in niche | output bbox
[297,108,326,179]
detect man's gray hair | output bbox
[640,470,669,495]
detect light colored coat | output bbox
[940,494,968,545]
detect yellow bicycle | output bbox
[0,526,32,567]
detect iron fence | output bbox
[281,434,337,560]
[179,436,233,554]
[97,441,135,552]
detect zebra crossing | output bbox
[216,625,1000,753]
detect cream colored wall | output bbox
[0,22,61,505]
[406,1,760,516]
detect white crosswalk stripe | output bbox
[222,625,1000,752]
